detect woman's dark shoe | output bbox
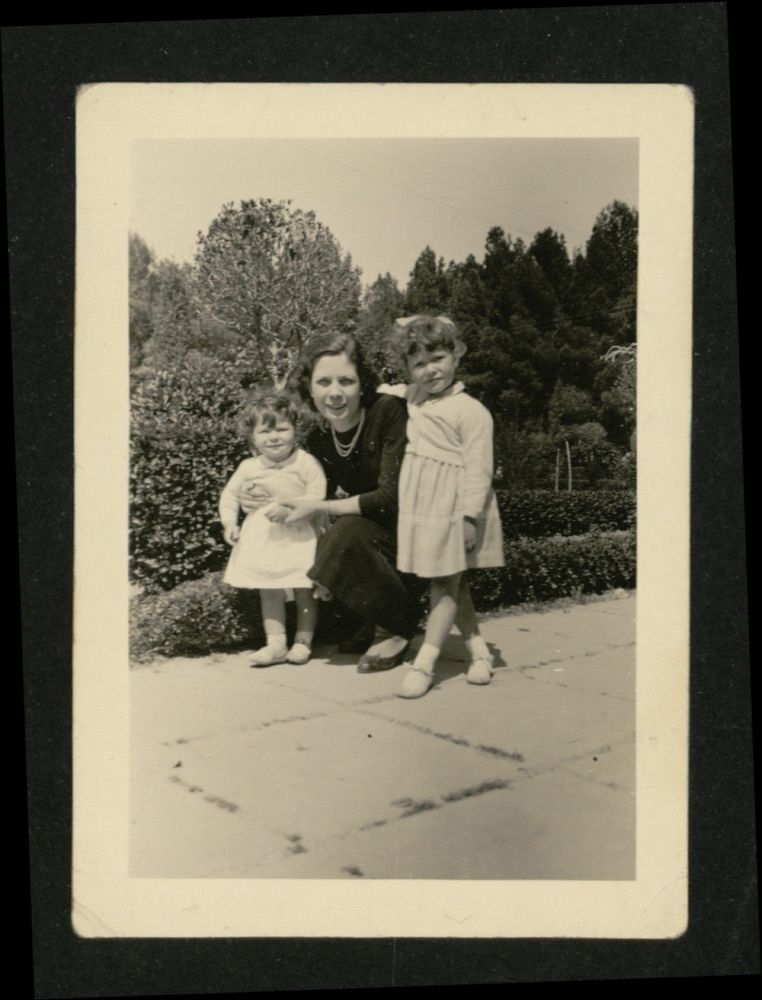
[338,622,376,654]
[356,641,410,674]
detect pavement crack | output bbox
[474,744,524,761]
[392,798,440,818]
[354,705,524,761]
[359,777,514,834]
[442,778,512,802]
[514,739,632,783]
[260,710,332,729]
[516,641,635,677]
[162,708,335,747]
[567,770,629,793]
[169,774,240,813]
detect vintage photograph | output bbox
[127,137,638,881]
[9,9,752,993]
[72,83,691,939]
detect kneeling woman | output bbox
[283,332,422,670]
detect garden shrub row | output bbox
[130,529,635,662]
[497,489,635,539]
[468,529,635,609]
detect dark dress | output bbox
[304,394,423,639]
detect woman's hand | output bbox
[283,499,323,524]
[464,518,477,553]
[263,503,292,524]
[224,524,240,546]
[239,477,273,513]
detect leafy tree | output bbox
[529,227,572,299]
[356,272,405,379]
[404,246,448,314]
[567,421,622,487]
[482,227,524,328]
[448,254,486,326]
[548,382,598,431]
[586,201,638,300]
[598,343,637,449]
[493,427,557,490]
[194,199,362,387]
[129,233,156,370]
[512,254,559,334]
[570,201,638,345]
[553,321,601,392]
[139,259,197,367]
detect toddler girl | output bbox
[381,314,504,698]
[219,391,327,667]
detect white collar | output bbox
[408,380,465,405]
[377,381,465,405]
[257,449,298,470]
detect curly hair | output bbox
[237,389,304,447]
[290,331,379,412]
[387,314,466,373]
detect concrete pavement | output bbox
[130,594,635,880]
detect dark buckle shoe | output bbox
[356,642,409,674]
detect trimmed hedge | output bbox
[497,489,635,539]
[130,570,369,663]
[131,530,635,662]
[470,530,635,609]
[130,573,264,661]
[130,356,247,593]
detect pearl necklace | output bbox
[331,409,365,458]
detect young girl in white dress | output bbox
[219,391,327,667]
[382,315,505,698]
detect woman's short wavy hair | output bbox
[237,389,304,447]
[291,331,379,412]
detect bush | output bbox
[131,531,635,661]
[129,572,265,661]
[496,489,635,538]
[495,530,635,605]
[130,354,259,593]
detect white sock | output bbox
[413,642,440,674]
[466,635,491,662]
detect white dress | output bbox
[219,448,327,590]
[379,382,505,579]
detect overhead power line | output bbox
[347,139,594,245]
[295,142,548,245]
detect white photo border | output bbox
[73,83,692,938]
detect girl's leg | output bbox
[250,589,288,667]
[287,588,318,664]
[456,577,493,685]
[454,574,479,641]
[422,573,462,652]
[398,574,461,699]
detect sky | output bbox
[130,138,638,289]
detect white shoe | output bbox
[249,643,287,668]
[397,665,435,699]
[466,658,493,685]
